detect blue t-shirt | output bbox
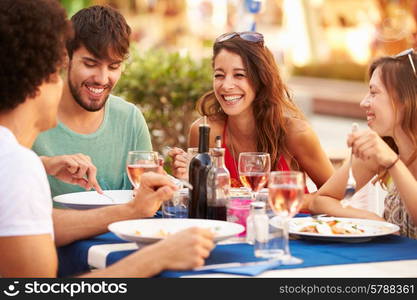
[33,95,152,197]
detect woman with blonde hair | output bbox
[170,32,334,207]
[310,49,417,238]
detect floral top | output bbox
[383,181,417,239]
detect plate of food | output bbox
[270,216,400,242]
[108,218,245,245]
[53,190,133,209]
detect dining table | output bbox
[57,214,417,278]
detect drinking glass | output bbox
[238,152,270,201]
[126,151,159,189]
[268,171,304,265]
[162,188,189,218]
[227,188,252,237]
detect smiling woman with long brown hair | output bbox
[170,32,334,208]
[310,49,417,238]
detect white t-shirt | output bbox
[0,126,53,237]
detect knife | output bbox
[193,259,280,271]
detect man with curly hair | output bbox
[0,0,70,276]
[31,5,159,249]
[0,0,213,277]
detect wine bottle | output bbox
[188,116,212,218]
[206,136,230,221]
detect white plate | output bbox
[270,216,400,242]
[53,190,133,210]
[108,218,245,244]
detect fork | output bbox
[340,123,358,207]
[167,174,193,190]
[341,149,356,208]
[311,214,328,220]
[341,123,358,208]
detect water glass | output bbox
[254,217,286,259]
[162,188,189,218]
[255,188,274,217]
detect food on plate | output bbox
[300,220,365,235]
[134,229,170,237]
[133,226,223,238]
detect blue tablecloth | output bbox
[58,232,417,278]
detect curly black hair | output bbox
[66,5,131,61]
[0,0,71,112]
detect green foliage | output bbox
[114,47,212,153]
[59,0,91,17]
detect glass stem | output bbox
[283,217,290,257]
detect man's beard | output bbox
[68,77,109,112]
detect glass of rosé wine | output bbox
[238,152,270,201]
[268,171,304,265]
[126,151,159,189]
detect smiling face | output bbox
[67,45,122,112]
[213,49,256,118]
[360,67,400,137]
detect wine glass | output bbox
[268,171,304,265]
[238,152,270,201]
[126,151,159,189]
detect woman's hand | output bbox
[347,129,398,168]
[168,147,189,180]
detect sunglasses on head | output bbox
[393,48,416,75]
[215,31,264,46]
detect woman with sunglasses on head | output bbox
[169,32,334,209]
[310,49,417,239]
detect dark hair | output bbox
[0,0,71,112]
[66,5,131,61]
[197,34,304,168]
[369,53,417,185]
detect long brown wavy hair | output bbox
[369,52,417,186]
[197,33,304,169]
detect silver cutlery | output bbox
[193,259,280,271]
[341,123,358,208]
[312,214,328,220]
[81,177,116,203]
[167,174,193,190]
[101,192,116,203]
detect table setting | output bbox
[57,227,417,278]
[55,185,417,278]
[54,149,417,278]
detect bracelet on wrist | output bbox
[386,156,400,170]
